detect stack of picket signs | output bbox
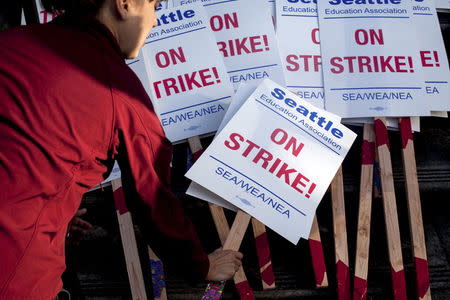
[20,0,445,298]
[121,0,450,300]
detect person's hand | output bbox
[66,208,93,245]
[205,248,243,281]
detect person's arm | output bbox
[111,93,241,281]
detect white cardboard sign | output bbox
[174,0,286,90]
[186,79,356,244]
[412,0,450,111]
[276,0,325,109]
[188,81,342,210]
[142,3,234,142]
[317,0,430,118]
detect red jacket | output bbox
[0,15,208,300]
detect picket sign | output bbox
[186,79,356,243]
[331,167,351,300]
[191,82,327,287]
[276,0,325,109]
[142,2,234,142]
[353,124,375,300]
[188,136,256,299]
[187,79,356,300]
[111,179,148,300]
[219,84,328,288]
[317,0,430,118]
[398,118,431,300]
[373,118,407,300]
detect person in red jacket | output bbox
[0,0,242,299]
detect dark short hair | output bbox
[41,0,106,14]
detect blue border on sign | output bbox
[204,0,237,6]
[330,87,421,91]
[287,85,324,89]
[324,16,409,19]
[281,14,317,17]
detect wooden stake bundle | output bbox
[353,124,375,300]
[374,117,407,300]
[331,167,351,300]
[398,118,431,300]
[111,178,147,300]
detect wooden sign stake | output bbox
[399,118,431,300]
[202,211,252,300]
[251,218,276,290]
[308,216,328,287]
[111,178,147,300]
[374,117,407,300]
[353,124,375,300]
[331,167,351,300]
[209,204,255,299]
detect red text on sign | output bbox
[420,50,440,67]
[217,35,270,58]
[286,55,322,72]
[224,129,317,198]
[330,56,414,74]
[152,67,221,99]
[155,47,186,68]
[39,9,63,24]
[354,29,384,45]
[210,12,239,31]
[311,28,320,45]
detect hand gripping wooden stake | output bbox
[202,211,252,300]
[209,204,255,299]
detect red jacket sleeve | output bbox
[110,89,209,280]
